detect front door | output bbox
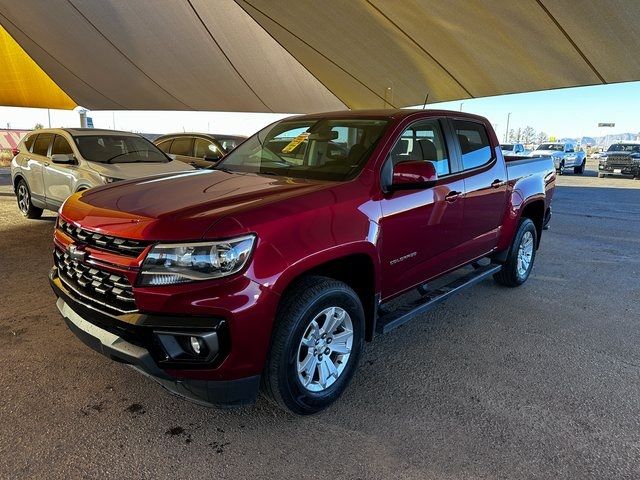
[43,134,76,206]
[379,119,465,299]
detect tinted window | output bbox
[453,120,493,170]
[23,134,36,152]
[218,118,389,181]
[32,133,53,156]
[169,137,193,156]
[156,139,173,153]
[74,135,168,163]
[51,135,73,155]
[217,137,243,152]
[392,120,450,175]
[194,138,221,158]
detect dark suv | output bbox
[598,143,640,179]
[154,133,246,168]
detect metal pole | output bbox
[504,113,512,142]
[459,101,465,111]
[47,109,51,128]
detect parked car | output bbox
[49,110,555,414]
[598,143,640,178]
[154,133,246,169]
[500,143,526,156]
[530,142,586,174]
[11,128,194,218]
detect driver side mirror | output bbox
[51,154,75,165]
[390,161,438,191]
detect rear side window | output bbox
[453,120,493,170]
[156,139,173,153]
[51,135,74,155]
[23,134,36,152]
[169,137,193,156]
[32,133,53,156]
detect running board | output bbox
[376,263,502,334]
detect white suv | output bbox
[11,128,194,218]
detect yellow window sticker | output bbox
[281,132,309,153]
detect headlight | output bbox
[100,175,123,184]
[139,235,256,286]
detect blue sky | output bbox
[0,81,638,140]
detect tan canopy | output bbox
[0,0,638,112]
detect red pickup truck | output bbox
[50,110,555,414]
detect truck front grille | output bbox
[54,248,137,314]
[605,155,633,166]
[58,219,149,257]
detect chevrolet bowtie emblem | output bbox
[67,243,87,262]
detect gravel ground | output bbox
[1,160,639,479]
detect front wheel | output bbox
[494,218,537,287]
[16,179,43,219]
[261,276,364,415]
[557,161,565,175]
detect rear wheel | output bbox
[261,276,364,415]
[16,179,43,219]
[494,218,537,287]
[598,173,606,178]
[574,159,585,174]
[558,161,565,175]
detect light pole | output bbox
[504,112,512,142]
[459,101,465,111]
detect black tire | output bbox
[574,159,585,174]
[261,276,365,415]
[558,161,565,175]
[493,218,537,287]
[598,173,605,178]
[15,178,43,219]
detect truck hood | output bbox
[87,159,194,179]
[67,170,333,241]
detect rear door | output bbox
[43,134,76,206]
[168,136,195,166]
[379,118,465,298]
[26,133,53,203]
[451,118,508,260]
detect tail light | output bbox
[11,148,19,156]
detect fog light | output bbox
[189,336,204,355]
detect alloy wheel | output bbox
[516,231,534,278]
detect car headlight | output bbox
[100,175,123,184]
[139,235,256,286]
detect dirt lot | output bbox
[1,160,639,479]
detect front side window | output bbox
[453,120,493,170]
[390,120,450,175]
[74,135,169,163]
[217,137,244,152]
[217,118,389,181]
[32,133,53,157]
[194,138,221,158]
[51,135,73,155]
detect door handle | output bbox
[445,191,461,202]
[491,179,506,188]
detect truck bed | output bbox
[504,155,555,180]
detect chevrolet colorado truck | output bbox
[49,110,555,414]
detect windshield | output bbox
[216,118,390,181]
[501,144,514,150]
[74,135,169,163]
[537,143,564,151]
[607,144,640,154]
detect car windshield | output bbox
[607,144,640,154]
[216,118,390,181]
[74,135,169,163]
[501,144,514,150]
[537,143,564,151]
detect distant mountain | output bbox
[558,133,640,147]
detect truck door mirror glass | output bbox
[51,153,75,164]
[390,161,438,190]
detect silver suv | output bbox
[11,128,194,218]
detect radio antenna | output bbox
[422,92,429,109]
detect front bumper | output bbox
[599,162,640,177]
[50,268,260,407]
